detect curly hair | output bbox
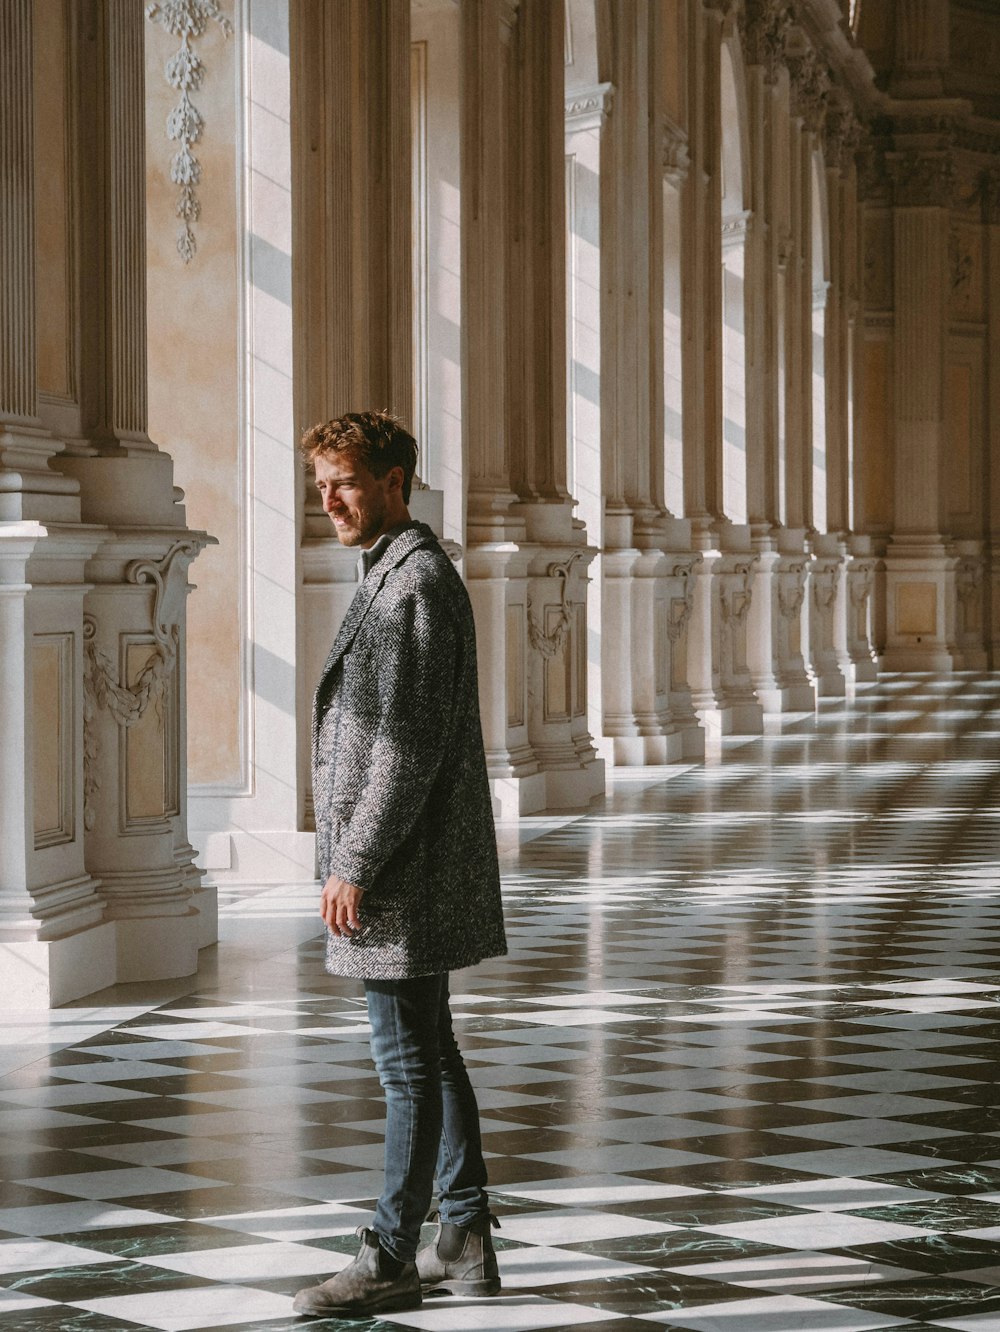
[300,411,418,503]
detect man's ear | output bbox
[385,465,405,494]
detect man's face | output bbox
[313,451,396,548]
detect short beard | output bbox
[335,497,387,548]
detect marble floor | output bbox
[4,673,1000,1332]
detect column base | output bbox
[113,909,200,984]
[491,757,604,816]
[755,682,817,713]
[610,731,687,765]
[0,922,117,1009]
[696,697,765,737]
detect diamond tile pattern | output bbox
[3,675,1000,1330]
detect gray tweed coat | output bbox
[311,522,507,979]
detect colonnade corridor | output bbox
[2,673,1000,1331]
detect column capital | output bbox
[787,45,831,133]
[662,113,690,185]
[739,0,794,85]
[823,105,864,174]
[887,149,956,208]
[564,82,613,133]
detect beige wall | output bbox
[145,10,242,789]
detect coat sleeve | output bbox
[325,581,458,892]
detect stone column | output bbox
[682,1,762,738]
[881,146,958,668]
[986,171,1000,668]
[805,104,857,696]
[0,0,79,523]
[0,0,113,1006]
[291,0,451,819]
[58,0,213,985]
[596,1,699,765]
[741,13,818,714]
[463,0,601,811]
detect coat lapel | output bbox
[312,523,438,740]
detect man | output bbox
[293,411,507,1319]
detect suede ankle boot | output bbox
[416,1213,501,1297]
[293,1226,421,1317]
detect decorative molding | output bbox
[565,82,613,132]
[811,566,839,611]
[722,210,751,248]
[720,565,754,626]
[957,558,983,604]
[527,552,584,659]
[823,105,863,172]
[739,0,794,85]
[146,0,233,263]
[82,620,101,833]
[666,566,696,643]
[950,229,973,296]
[787,45,830,132]
[778,569,806,620]
[848,562,874,609]
[887,150,956,209]
[83,541,197,727]
[662,114,690,185]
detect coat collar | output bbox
[317,522,439,683]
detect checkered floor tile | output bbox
[3,673,1000,1330]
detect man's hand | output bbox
[321,875,365,938]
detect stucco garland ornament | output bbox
[527,552,584,659]
[146,0,232,263]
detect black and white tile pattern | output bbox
[3,674,1000,1330]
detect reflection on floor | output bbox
[4,673,1000,1331]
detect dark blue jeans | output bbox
[364,973,490,1263]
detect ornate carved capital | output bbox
[787,46,830,132]
[739,0,794,85]
[888,149,956,208]
[565,83,614,133]
[662,114,690,185]
[824,106,863,173]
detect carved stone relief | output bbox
[888,150,956,209]
[81,541,198,832]
[662,114,690,185]
[739,0,794,85]
[146,0,233,263]
[527,552,584,659]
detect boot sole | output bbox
[293,1291,422,1317]
[421,1278,502,1297]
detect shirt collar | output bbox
[358,521,419,580]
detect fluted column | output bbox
[881,146,958,668]
[292,0,411,445]
[986,173,1000,668]
[462,0,601,811]
[595,0,700,764]
[683,0,724,534]
[0,0,79,523]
